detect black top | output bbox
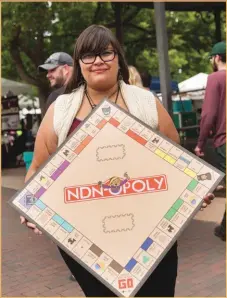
[45,86,66,114]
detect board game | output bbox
[9,99,224,297]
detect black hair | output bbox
[65,25,129,93]
[219,54,226,63]
[140,72,151,88]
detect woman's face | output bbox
[79,44,119,91]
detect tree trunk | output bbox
[114,3,123,44]
[214,10,221,42]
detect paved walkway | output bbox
[2,168,226,297]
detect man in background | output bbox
[194,41,226,241]
[38,52,76,280]
[38,52,73,113]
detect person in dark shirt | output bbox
[39,52,76,280]
[195,41,226,241]
[38,52,73,113]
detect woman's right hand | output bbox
[20,216,42,235]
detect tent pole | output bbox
[154,3,172,116]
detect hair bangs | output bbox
[76,26,116,58]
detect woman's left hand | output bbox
[200,193,215,211]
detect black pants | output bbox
[215,143,226,234]
[58,241,178,297]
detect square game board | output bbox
[9,99,224,297]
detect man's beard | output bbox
[212,60,218,72]
[51,75,65,89]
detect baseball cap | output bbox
[209,41,226,58]
[38,52,73,71]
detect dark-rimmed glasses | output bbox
[80,50,116,64]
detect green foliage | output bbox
[2,1,226,97]
[124,9,226,81]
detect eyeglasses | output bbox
[80,50,116,64]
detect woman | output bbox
[128,65,144,88]
[20,25,214,297]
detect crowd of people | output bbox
[19,25,225,297]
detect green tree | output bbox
[2,2,101,111]
[123,8,226,82]
[2,2,226,113]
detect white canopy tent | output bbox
[1,78,41,115]
[177,73,208,102]
[178,73,208,93]
[1,78,34,96]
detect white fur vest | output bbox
[53,81,159,147]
